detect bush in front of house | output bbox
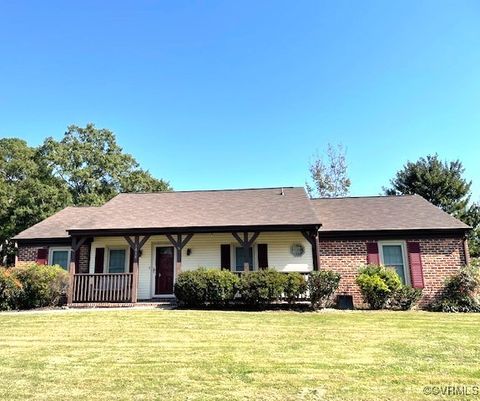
[388,286,423,311]
[174,268,239,307]
[356,265,402,309]
[238,269,286,307]
[0,267,22,310]
[12,264,69,309]
[283,272,308,304]
[356,265,422,310]
[203,269,239,306]
[429,265,480,313]
[174,270,208,307]
[308,270,341,310]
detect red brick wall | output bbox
[17,245,42,264]
[319,237,467,308]
[16,244,90,273]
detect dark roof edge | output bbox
[310,194,419,201]
[318,227,469,240]
[67,223,321,236]
[116,186,303,196]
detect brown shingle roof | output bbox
[14,190,469,241]
[311,195,469,232]
[68,187,320,232]
[13,206,99,240]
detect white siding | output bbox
[89,231,313,300]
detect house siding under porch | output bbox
[89,231,314,300]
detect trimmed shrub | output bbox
[203,269,239,306]
[174,268,239,307]
[389,286,422,311]
[174,270,208,307]
[308,270,341,310]
[429,266,480,313]
[238,269,286,307]
[283,272,308,304]
[12,264,69,309]
[356,265,401,309]
[0,268,22,310]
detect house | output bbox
[13,187,470,306]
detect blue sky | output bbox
[1,1,479,199]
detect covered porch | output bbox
[67,228,320,305]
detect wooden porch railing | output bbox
[72,273,134,303]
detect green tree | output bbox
[0,139,71,263]
[39,124,171,205]
[384,154,471,217]
[1,124,171,265]
[463,203,480,258]
[384,154,478,258]
[306,143,351,198]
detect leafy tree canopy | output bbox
[384,154,471,217]
[0,138,71,249]
[384,154,479,258]
[0,124,171,264]
[39,124,171,205]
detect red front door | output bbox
[155,246,174,295]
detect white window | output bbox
[379,241,409,284]
[106,248,128,273]
[48,247,71,271]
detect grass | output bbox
[1,309,480,401]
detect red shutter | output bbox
[36,248,48,265]
[220,244,231,270]
[407,242,425,289]
[258,244,268,269]
[366,242,380,265]
[94,248,105,273]
[129,248,134,273]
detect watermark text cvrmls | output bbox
[423,385,479,396]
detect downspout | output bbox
[314,224,322,271]
[463,235,471,266]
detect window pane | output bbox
[235,247,253,271]
[52,251,69,270]
[382,245,405,283]
[109,249,126,273]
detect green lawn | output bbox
[1,309,480,401]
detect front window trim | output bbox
[378,240,410,285]
[48,247,71,271]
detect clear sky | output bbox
[0,1,479,199]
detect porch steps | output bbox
[68,298,177,309]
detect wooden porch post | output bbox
[232,232,260,272]
[67,236,87,304]
[125,235,150,303]
[301,229,321,271]
[166,234,194,276]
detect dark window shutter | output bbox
[74,249,80,273]
[366,242,380,265]
[94,248,105,273]
[407,242,425,288]
[129,248,134,273]
[220,244,231,270]
[36,248,48,265]
[258,244,268,269]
